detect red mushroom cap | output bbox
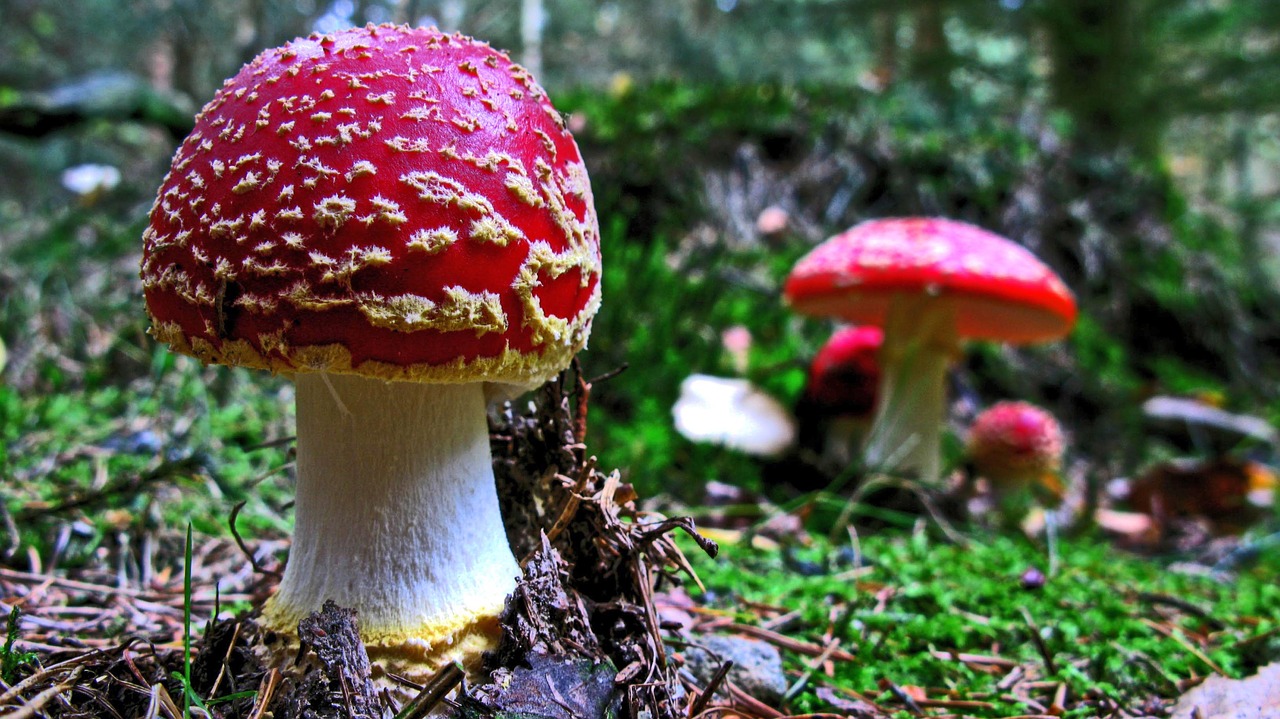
[967,401,1064,487]
[803,325,883,417]
[783,218,1076,343]
[141,25,600,387]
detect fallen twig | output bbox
[930,650,1020,669]
[247,668,280,719]
[700,622,857,662]
[2,666,83,719]
[1141,618,1229,677]
[727,680,783,719]
[876,678,923,716]
[1020,607,1058,676]
[394,662,463,719]
[229,501,281,579]
[687,660,733,719]
[15,457,203,523]
[783,639,846,701]
[1136,591,1226,631]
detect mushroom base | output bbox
[257,598,505,682]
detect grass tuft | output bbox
[2,606,38,684]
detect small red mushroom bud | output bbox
[720,325,753,375]
[755,205,790,236]
[803,326,883,419]
[968,401,1065,498]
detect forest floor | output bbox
[2,371,1277,718]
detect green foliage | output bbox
[1,360,294,561]
[559,81,830,234]
[2,606,38,684]
[0,202,295,565]
[177,523,199,717]
[0,5,1276,712]
[580,218,825,497]
[168,525,256,715]
[565,79,1280,491]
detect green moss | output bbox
[685,531,1279,717]
[1,354,295,568]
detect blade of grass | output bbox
[183,523,193,718]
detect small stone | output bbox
[481,653,621,719]
[1169,663,1280,719]
[681,634,788,706]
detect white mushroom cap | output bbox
[673,374,796,457]
[1143,396,1278,451]
[61,164,121,197]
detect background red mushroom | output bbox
[784,217,1077,485]
[795,325,883,470]
[967,400,1067,507]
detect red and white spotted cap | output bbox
[783,218,1076,343]
[967,400,1065,487]
[141,24,600,388]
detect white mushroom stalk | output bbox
[861,296,959,484]
[262,373,519,673]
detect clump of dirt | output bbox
[482,364,718,719]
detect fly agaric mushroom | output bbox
[140,25,600,679]
[784,218,1076,484]
[796,325,883,468]
[968,401,1065,499]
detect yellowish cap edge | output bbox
[149,311,593,390]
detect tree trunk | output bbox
[521,0,544,78]
[1038,0,1158,157]
[872,8,898,90]
[911,1,954,105]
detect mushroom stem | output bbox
[862,296,959,484]
[262,373,519,676]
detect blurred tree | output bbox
[1032,0,1157,157]
[0,72,192,140]
[910,1,956,106]
[1028,0,1280,158]
[1,0,1277,246]
[870,6,898,90]
[0,0,321,103]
